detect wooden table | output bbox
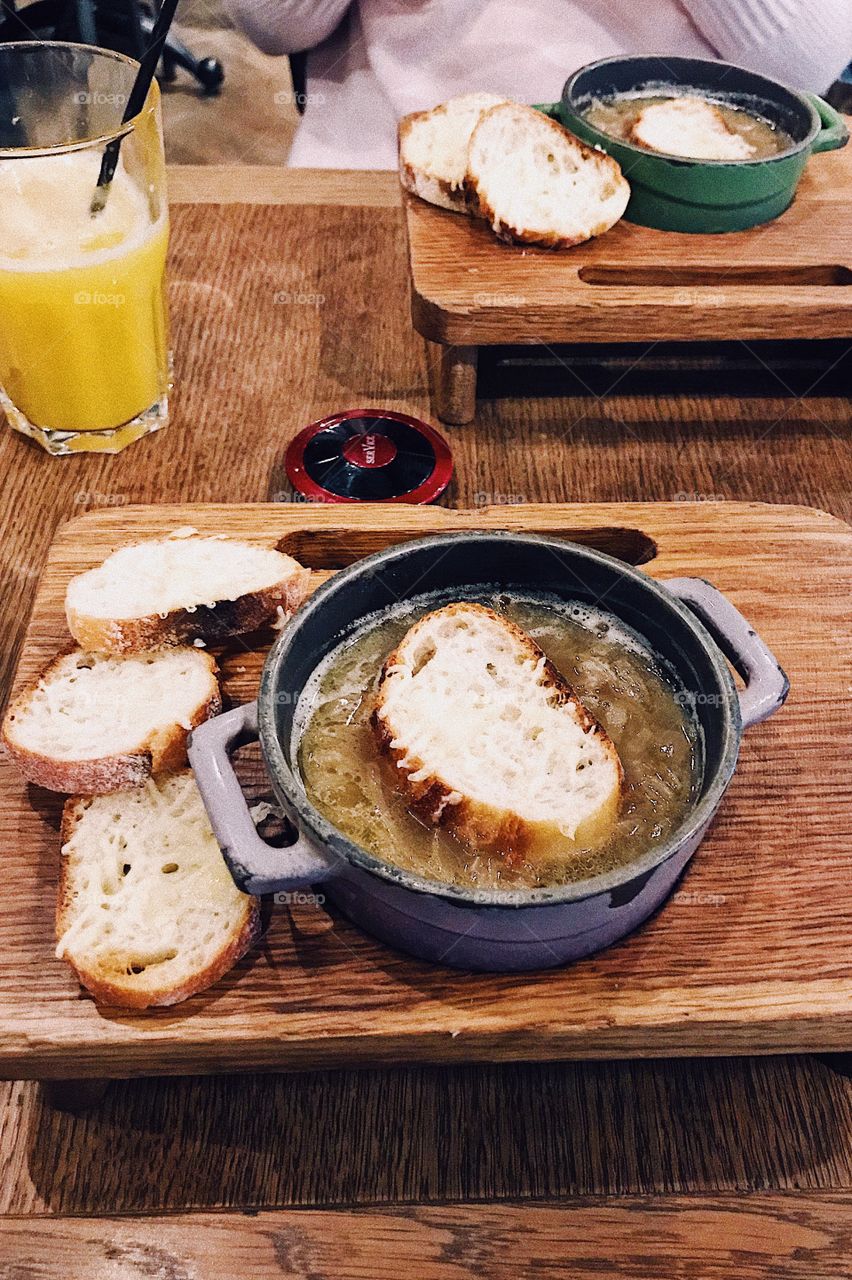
[0,168,850,1278]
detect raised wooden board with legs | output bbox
[405,141,852,421]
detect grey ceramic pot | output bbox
[188,534,788,971]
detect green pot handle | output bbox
[532,101,562,119]
[807,93,849,152]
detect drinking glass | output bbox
[0,42,170,455]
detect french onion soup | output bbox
[584,92,793,160]
[294,591,701,893]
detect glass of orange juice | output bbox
[0,42,170,455]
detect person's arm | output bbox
[225,0,352,56]
[683,0,852,91]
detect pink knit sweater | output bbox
[226,0,852,167]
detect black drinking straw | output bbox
[90,0,181,214]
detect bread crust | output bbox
[372,603,623,863]
[1,648,222,794]
[66,565,312,655]
[465,105,630,249]
[56,793,261,1009]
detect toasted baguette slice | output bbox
[465,102,630,247]
[372,602,623,862]
[399,92,507,212]
[2,647,220,793]
[629,97,755,160]
[56,771,260,1008]
[66,534,312,653]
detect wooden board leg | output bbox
[437,345,478,425]
[40,1078,110,1113]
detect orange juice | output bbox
[0,149,169,439]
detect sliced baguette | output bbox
[372,602,623,863]
[465,102,630,247]
[56,770,260,1008]
[2,647,221,793]
[629,97,755,160]
[65,534,312,653]
[398,92,507,213]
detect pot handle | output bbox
[807,93,849,153]
[187,702,339,896]
[664,578,789,730]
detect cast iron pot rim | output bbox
[563,53,820,167]
[258,532,742,909]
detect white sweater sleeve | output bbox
[683,0,852,91]
[224,0,352,56]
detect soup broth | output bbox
[584,92,793,159]
[295,592,702,893]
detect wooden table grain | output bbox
[0,167,850,1277]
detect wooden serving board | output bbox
[405,138,852,421]
[1,501,850,1081]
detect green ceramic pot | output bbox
[538,55,848,233]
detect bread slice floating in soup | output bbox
[372,602,623,864]
[583,93,792,161]
[629,97,755,160]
